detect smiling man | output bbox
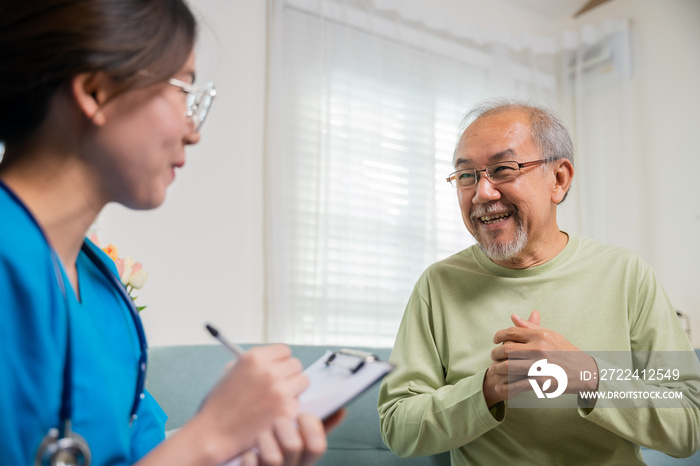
[453,107,571,269]
[377,99,700,465]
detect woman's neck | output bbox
[0,147,104,285]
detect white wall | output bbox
[560,0,700,345]
[97,0,700,347]
[97,0,268,346]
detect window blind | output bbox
[265,2,555,346]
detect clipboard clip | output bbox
[325,349,379,374]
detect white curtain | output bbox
[264,0,629,346]
[558,20,640,251]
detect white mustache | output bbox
[470,203,514,220]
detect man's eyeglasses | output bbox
[446,159,554,188]
[168,78,216,131]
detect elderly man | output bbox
[377,99,700,465]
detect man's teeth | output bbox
[480,212,511,224]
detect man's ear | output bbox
[70,72,112,126]
[551,159,574,204]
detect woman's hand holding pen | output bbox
[152,326,344,466]
[191,344,310,463]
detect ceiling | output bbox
[497,0,597,22]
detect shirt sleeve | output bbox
[578,264,700,458]
[130,390,167,461]
[377,283,503,457]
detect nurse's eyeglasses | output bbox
[168,78,217,132]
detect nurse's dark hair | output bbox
[454,97,574,201]
[0,0,197,145]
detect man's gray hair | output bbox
[454,98,574,168]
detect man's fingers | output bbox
[491,331,544,357]
[488,359,536,379]
[528,310,541,325]
[497,377,536,399]
[491,368,539,400]
[493,327,533,345]
[511,313,541,329]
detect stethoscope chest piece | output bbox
[35,422,91,466]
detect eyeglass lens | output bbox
[188,87,214,130]
[451,162,520,187]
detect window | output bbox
[265,0,556,346]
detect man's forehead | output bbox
[454,112,533,166]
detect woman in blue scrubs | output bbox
[0,1,341,465]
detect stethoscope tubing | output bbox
[0,180,148,428]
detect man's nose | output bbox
[471,175,501,204]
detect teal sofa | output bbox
[146,345,700,465]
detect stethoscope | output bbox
[0,181,148,466]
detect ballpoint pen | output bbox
[205,323,245,358]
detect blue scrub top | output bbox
[0,182,166,464]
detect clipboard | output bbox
[221,348,394,466]
[299,348,395,420]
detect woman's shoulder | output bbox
[0,185,53,267]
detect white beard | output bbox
[475,215,528,262]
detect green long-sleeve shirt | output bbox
[378,235,700,465]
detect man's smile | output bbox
[479,211,513,224]
[471,204,517,228]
